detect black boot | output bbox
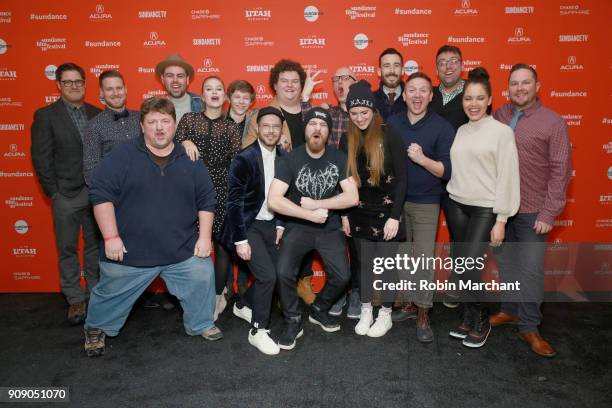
[462,303,491,348]
[449,302,473,339]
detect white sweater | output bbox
[447,115,520,222]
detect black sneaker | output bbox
[462,305,491,348]
[84,328,106,357]
[277,321,304,350]
[308,306,341,332]
[449,304,473,339]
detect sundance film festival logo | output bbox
[138,10,167,19]
[191,9,221,20]
[454,0,478,15]
[603,141,612,153]
[507,27,531,44]
[12,246,37,258]
[246,65,273,73]
[193,38,221,46]
[395,7,432,15]
[142,89,166,99]
[245,7,271,21]
[14,220,29,234]
[90,64,120,77]
[299,36,325,49]
[4,144,26,159]
[560,5,590,15]
[398,33,429,46]
[244,36,274,47]
[0,68,16,80]
[0,11,12,23]
[353,33,371,50]
[562,114,582,126]
[304,5,322,22]
[349,63,376,77]
[0,97,22,107]
[36,38,67,52]
[403,60,419,75]
[197,58,220,74]
[346,6,376,20]
[560,56,584,71]
[255,84,273,102]
[559,34,588,42]
[144,31,166,48]
[462,59,481,72]
[505,6,534,14]
[5,196,33,209]
[89,4,112,21]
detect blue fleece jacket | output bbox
[387,109,455,204]
[89,136,216,267]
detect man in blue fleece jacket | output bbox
[83,97,220,357]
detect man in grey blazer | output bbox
[31,62,102,324]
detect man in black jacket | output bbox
[219,107,286,355]
[31,62,101,324]
[430,45,468,132]
[373,48,407,122]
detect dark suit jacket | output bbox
[219,141,283,250]
[31,99,101,198]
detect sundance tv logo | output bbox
[560,56,584,72]
[90,4,112,21]
[245,7,271,21]
[193,38,221,46]
[138,10,167,19]
[0,11,12,23]
[454,0,478,16]
[299,36,325,49]
[353,33,371,50]
[304,5,321,22]
[507,27,531,44]
[197,58,220,74]
[4,144,26,159]
[246,65,274,73]
[36,38,67,52]
[505,6,534,14]
[144,32,166,48]
[559,34,588,42]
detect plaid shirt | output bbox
[439,79,464,106]
[327,105,349,148]
[62,98,88,139]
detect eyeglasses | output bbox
[332,75,356,83]
[259,124,282,133]
[436,58,461,68]
[60,80,85,88]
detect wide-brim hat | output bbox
[155,53,195,78]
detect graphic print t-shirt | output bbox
[274,145,348,230]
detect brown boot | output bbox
[297,276,316,305]
[68,301,86,325]
[518,332,556,357]
[416,307,433,343]
[489,311,519,327]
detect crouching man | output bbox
[83,97,220,357]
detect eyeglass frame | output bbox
[331,74,356,83]
[59,79,86,88]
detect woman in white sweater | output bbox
[445,67,520,349]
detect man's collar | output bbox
[439,79,464,95]
[61,97,84,110]
[257,139,276,156]
[514,99,541,117]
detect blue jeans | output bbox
[85,256,215,336]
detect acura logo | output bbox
[462,0,471,8]
[256,84,266,94]
[150,32,158,41]
[204,58,213,67]
[568,55,576,64]
[515,27,524,37]
[96,4,104,13]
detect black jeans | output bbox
[444,199,496,303]
[277,225,350,321]
[240,220,278,329]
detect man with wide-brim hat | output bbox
[155,53,202,122]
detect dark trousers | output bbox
[444,199,496,303]
[277,226,350,321]
[495,213,547,333]
[52,187,100,304]
[240,220,278,329]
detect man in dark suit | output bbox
[31,62,102,324]
[219,106,285,355]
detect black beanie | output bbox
[346,80,376,111]
[303,107,333,131]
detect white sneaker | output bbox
[233,303,252,324]
[214,288,228,322]
[367,309,393,338]
[248,329,280,355]
[355,307,373,336]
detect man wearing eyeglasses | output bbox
[431,45,469,132]
[324,67,357,148]
[31,62,102,325]
[155,53,202,123]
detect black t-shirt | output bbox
[274,145,348,230]
[281,108,305,148]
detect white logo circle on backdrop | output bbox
[0,39,8,55]
[15,220,29,234]
[354,33,369,50]
[404,60,419,75]
[608,166,612,180]
[304,5,319,22]
[44,65,57,80]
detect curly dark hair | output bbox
[268,59,306,94]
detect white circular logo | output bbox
[15,220,29,234]
[608,166,612,180]
[0,38,7,55]
[404,60,419,75]
[354,33,369,50]
[304,5,319,22]
[44,65,57,80]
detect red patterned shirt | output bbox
[493,101,572,225]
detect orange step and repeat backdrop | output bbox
[1,1,610,293]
